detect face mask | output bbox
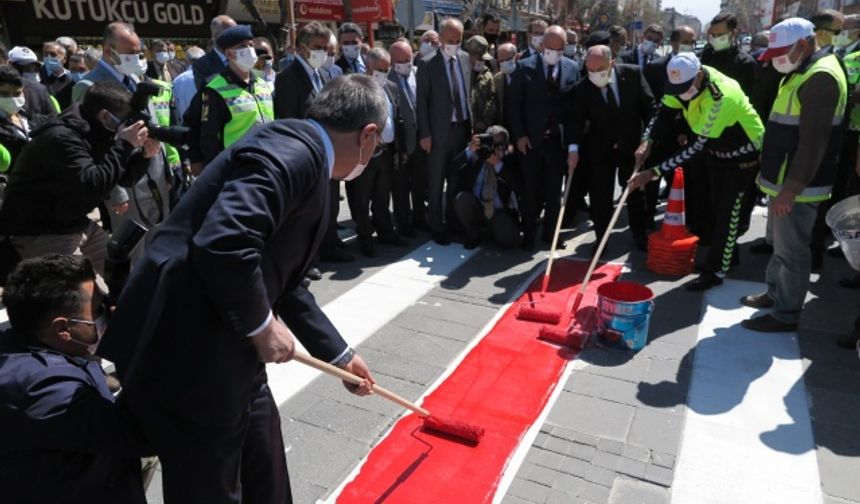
[70,71,85,82]
[678,84,699,101]
[543,48,562,66]
[564,44,578,57]
[500,59,516,75]
[308,49,327,69]
[231,47,257,72]
[168,50,176,60]
[155,51,169,64]
[484,34,498,45]
[343,44,361,60]
[420,42,436,58]
[773,51,801,74]
[0,96,25,115]
[322,54,336,70]
[709,33,732,51]
[112,49,143,76]
[834,32,852,48]
[531,35,544,50]
[741,44,751,53]
[588,69,611,88]
[22,72,40,84]
[394,62,412,76]
[641,40,658,55]
[678,43,695,53]
[444,43,460,58]
[372,71,388,85]
[343,135,377,181]
[135,57,147,76]
[263,59,274,71]
[68,315,108,355]
[103,111,122,133]
[473,61,486,72]
[44,56,63,74]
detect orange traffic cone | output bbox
[647,168,699,276]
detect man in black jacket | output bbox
[0,81,154,275]
[455,126,522,249]
[618,24,663,68]
[193,15,237,90]
[700,12,757,96]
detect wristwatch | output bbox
[334,348,355,369]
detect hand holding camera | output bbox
[117,120,149,148]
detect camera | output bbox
[475,133,495,161]
[127,81,190,148]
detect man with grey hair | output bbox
[193,14,237,89]
[418,29,441,61]
[173,46,206,121]
[494,42,519,130]
[99,73,384,504]
[55,36,78,58]
[323,32,343,77]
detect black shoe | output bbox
[686,272,723,291]
[359,239,377,257]
[398,225,415,238]
[336,223,347,230]
[541,233,554,244]
[749,241,774,255]
[741,314,798,333]
[811,252,823,272]
[333,238,348,249]
[521,236,535,252]
[432,232,450,246]
[319,247,355,263]
[827,246,843,257]
[464,237,480,250]
[839,273,860,289]
[378,233,408,247]
[300,276,311,288]
[306,267,323,281]
[740,292,775,308]
[413,219,430,231]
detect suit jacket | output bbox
[273,58,330,119]
[192,49,227,90]
[380,79,403,148]
[416,49,473,145]
[389,68,418,154]
[458,152,523,211]
[570,63,654,169]
[508,54,580,150]
[98,119,347,428]
[644,54,671,102]
[493,69,521,131]
[335,55,367,75]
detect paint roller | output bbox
[539,161,645,347]
[293,351,485,444]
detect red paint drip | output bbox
[336,260,622,504]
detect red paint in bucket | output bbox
[597,281,653,302]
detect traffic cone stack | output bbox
[647,167,699,276]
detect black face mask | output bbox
[484,33,499,45]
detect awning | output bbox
[295,0,393,22]
[422,0,463,17]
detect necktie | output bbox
[122,75,136,93]
[546,64,558,93]
[449,58,465,123]
[312,70,322,92]
[606,85,619,116]
[481,162,497,219]
[402,76,416,110]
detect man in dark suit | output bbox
[98,75,382,504]
[509,25,580,250]
[145,39,181,83]
[520,19,547,60]
[618,24,664,68]
[389,39,427,235]
[569,45,655,251]
[493,42,520,131]
[335,22,368,76]
[417,18,473,245]
[41,41,74,110]
[274,22,354,264]
[192,15,236,90]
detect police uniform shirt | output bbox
[197,68,264,164]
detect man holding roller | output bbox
[629,52,764,291]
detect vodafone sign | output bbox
[295,0,392,22]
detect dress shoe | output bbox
[827,246,843,257]
[398,225,415,238]
[359,239,377,257]
[333,238,348,249]
[432,232,450,245]
[836,329,860,350]
[306,267,323,281]
[741,314,798,333]
[378,233,408,247]
[686,272,723,291]
[336,223,346,230]
[521,236,535,252]
[749,240,774,255]
[300,276,311,288]
[740,292,775,308]
[464,237,480,250]
[319,247,355,263]
[839,273,860,289]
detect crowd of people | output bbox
[0,7,859,504]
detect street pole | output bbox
[408,0,415,42]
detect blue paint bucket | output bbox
[596,281,654,351]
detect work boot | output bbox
[740,292,775,308]
[741,314,798,333]
[686,272,723,291]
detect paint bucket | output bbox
[826,195,860,272]
[596,281,654,351]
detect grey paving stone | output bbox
[282,421,367,489]
[578,349,652,383]
[552,472,586,493]
[508,477,550,503]
[546,488,580,504]
[354,346,445,386]
[638,340,689,361]
[551,425,579,441]
[584,465,616,487]
[597,438,625,455]
[578,480,612,504]
[575,432,600,446]
[526,464,559,487]
[545,435,574,455]
[650,451,676,470]
[292,480,328,504]
[565,371,641,407]
[501,495,532,504]
[529,447,569,471]
[308,371,425,416]
[557,455,593,478]
[592,450,621,470]
[568,441,597,461]
[362,324,466,368]
[608,478,671,504]
[622,443,652,463]
[292,397,390,444]
[643,463,674,487]
[389,311,479,343]
[615,457,648,479]
[812,424,860,502]
[823,495,860,504]
[547,392,636,441]
[409,294,497,328]
[627,408,684,456]
[535,432,553,449]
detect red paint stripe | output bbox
[336,259,623,503]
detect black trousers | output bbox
[353,145,396,242]
[685,157,712,241]
[321,180,341,249]
[702,157,759,273]
[426,123,469,233]
[586,156,655,243]
[453,192,521,248]
[521,134,565,241]
[158,377,291,504]
[392,148,428,230]
[812,130,860,254]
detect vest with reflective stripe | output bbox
[150,79,181,168]
[206,74,274,148]
[843,50,860,130]
[759,53,847,202]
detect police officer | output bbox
[187,25,274,171]
[630,52,764,291]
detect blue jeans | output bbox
[765,200,819,323]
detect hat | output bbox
[216,25,254,50]
[584,31,611,49]
[664,52,701,95]
[757,18,814,61]
[464,35,493,61]
[8,46,40,66]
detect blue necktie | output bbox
[312,70,322,92]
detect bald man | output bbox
[493,42,519,130]
[509,25,580,250]
[193,14,237,89]
[418,30,441,61]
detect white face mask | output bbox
[343,44,361,60]
[155,51,169,64]
[443,43,460,58]
[343,135,377,181]
[834,32,853,48]
[709,33,732,52]
[231,47,257,72]
[112,49,143,76]
[372,71,388,85]
[641,40,658,55]
[588,69,611,88]
[420,42,436,58]
[500,59,516,75]
[322,54,336,70]
[543,48,562,66]
[135,56,147,76]
[0,95,25,115]
[564,44,578,57]
[308,49,327,69]
[22,72,40,83]
[394,62,412,76]
[772,51,801,74]
[473,61,486,72]
[531,35,544,50]
[678,43,695,53]
[678,84,699,101]
[68,315,108,356]
[168,50,176,60]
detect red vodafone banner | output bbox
[295,0,393,22]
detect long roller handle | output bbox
[293,351,431,417]
[541,170,576,294]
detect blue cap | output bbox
[216,25,254,50]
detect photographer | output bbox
[0,81,156,276]
[0,254,152,503]
[455,126,523,249]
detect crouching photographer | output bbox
[0,81,157,280]
[0,254,152,503]
[455,125,523,249]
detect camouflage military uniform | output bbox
[470,67,498,133]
